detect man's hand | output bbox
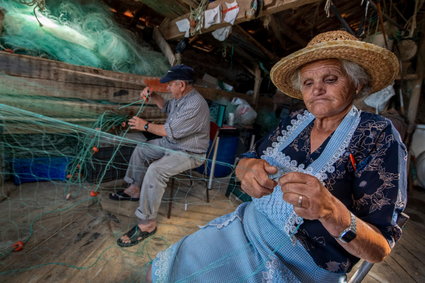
[235,158,278,198]
[140,87,151,102]
[128,116,148,131]
[140,87,165,109]
[279,172,336,220]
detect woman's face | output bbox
[299,59,356,119]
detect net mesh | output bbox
[0,100,237,278]
[0,0,245,282]
[0,0,169,76]
[0,0,238,280]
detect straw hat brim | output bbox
[270,40,399,99]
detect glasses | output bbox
[167,81,178,86]
[167,80,183,87]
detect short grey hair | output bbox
[180,79,194,85]
[291,59,371,98]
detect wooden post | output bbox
[253,65,262,109]
[406,22,425,134]
[153,26,176,66]
[407,79,423,127]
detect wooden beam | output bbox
[136,0,189,18]
[159,0,321,40]
[0,94,165,120]
[179,0,200,9]
[0,51,258,121]
[268,15,287,50]
[0,51,176,103]
[252,64,262,108]
[153,26,176,66]
[234,25,278,61]
[272,15,307,47]
[194,85,254,105]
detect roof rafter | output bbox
[159,0,321,40]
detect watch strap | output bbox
[336,212,357,243]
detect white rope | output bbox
[324,0,333,18]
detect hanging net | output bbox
[0,0,239,280]
[0,0,169,76]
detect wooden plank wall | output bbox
[0,51,255,126]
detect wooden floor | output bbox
[349,185,425,282]
[0,176,239,282]
[0,176,424,282]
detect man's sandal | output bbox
[109,190,140,201]
[117,225,157,247]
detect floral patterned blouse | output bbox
[243,109,407,273]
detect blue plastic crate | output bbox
[12,157,70,185]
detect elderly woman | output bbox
[149,31,407,282]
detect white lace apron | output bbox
[255,106,361,242]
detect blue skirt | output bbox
[152,203,346,282]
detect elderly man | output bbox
[110,64,210,247]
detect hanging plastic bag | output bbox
[231,97,257,126]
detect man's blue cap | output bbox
[160,64,194,83]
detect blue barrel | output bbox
[197,129,239,177]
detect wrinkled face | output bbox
[299,59,356,119]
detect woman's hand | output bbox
[279,172,336,220]
[235,158,278,198]
[128,116,148,131]
[280,172,392,262]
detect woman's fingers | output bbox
[240,172,275,198]
[279,172,335,220]
[283,192,310,209]
[236,159,277,198]
[240,180,272,198]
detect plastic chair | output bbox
[348,212,410,283]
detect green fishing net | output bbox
[0,1,239,279]
[0,0,169,76]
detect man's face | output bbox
[167,80,185,98]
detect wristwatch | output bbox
[336,212,357,243]
[144,122,150,132]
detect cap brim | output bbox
[159,76,172,83]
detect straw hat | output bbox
[270,30,399,99]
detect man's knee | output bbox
[133,144,147,157]
[145,162,172,181]
[147,156,191,179]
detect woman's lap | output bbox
[152,203,346,282]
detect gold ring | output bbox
[297,195,303,208]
